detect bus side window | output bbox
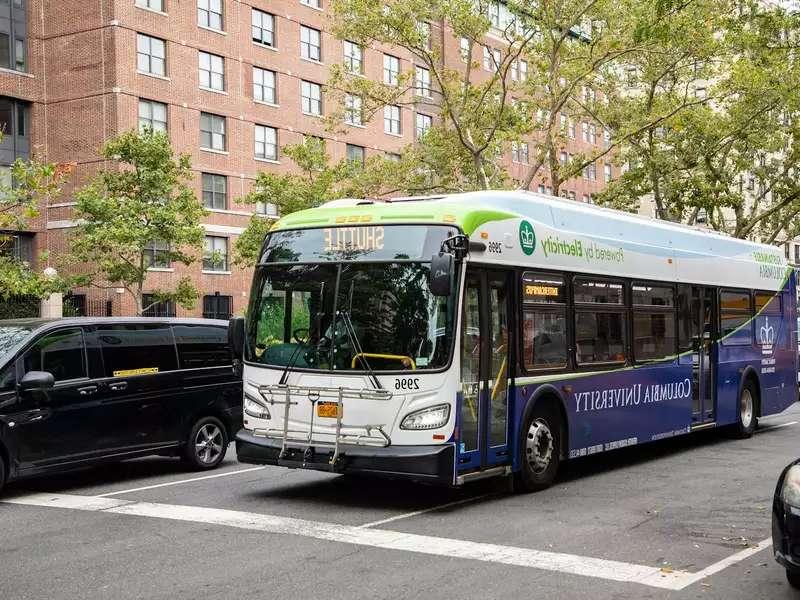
[520,271,567,370]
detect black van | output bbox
[0,317,243,492]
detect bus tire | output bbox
[514,400,562,493]
[183,416,228,471]
[734,379,757,439]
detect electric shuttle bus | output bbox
[231,190,798,491]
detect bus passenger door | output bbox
[690,286,716,424]
[457,267,512,473]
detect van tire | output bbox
[514,400,562,493]
[183,416,228,470]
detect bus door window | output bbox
[460,276,481,453]
[488,275,509,447]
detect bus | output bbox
[231,190,798,491]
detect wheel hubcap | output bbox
[195,424,223,464]
[740,389,754,429]
[526,418,553,475]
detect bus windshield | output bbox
[246,261,456,372]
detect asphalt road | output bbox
[3,405,800,600]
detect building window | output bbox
[142,294,176,317]
[0,98,30,165]
[583,162,596,181]
[581,122,589,142]
[482,46,492,71]
[300,25,321,61]
[138,99,167,133]
[301,80,322,115]
[459,37,470,62]
[511,59,527,82]
[344,94,363,126]
[386,152,401,161]
[252,9,275,47]
[589,123,597,145]
[537,184,545,194]
[512,141,529,164]
[136,0,164,11]
[415,113,432,138]
[198,0,223,30]
[346,143,365,165]
[383,54,399,85]
[202,173,227,210]
[604,163,612,183]
[253,66,276,104]
[416,21,431,49]
[343,40,363,74]
[199,51,224,91]
[568,119,576,139]
[559,151,568,166]
[415,66,431,98]
[200,112,226,151]
[0,0,26,72]
[203,236,228,271]
[137,33,166,76]
[255,124,278,161]
[143,239,171,269]
[202,294,233,319]
[384,105,401,135]
[256,201,278,216]
[301,0,322,7]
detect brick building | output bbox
[2,0,611,318]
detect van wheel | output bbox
[183,417,228,470]
[514,400,562,493]
[733,379,757,439]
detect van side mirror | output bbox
[429,252,454,297]
[228,316,245,361]
[19,371,55,392]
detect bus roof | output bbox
[271,190,789,289]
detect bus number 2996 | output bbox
[395,378,420,390]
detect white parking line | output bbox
[357,494,492,528]
[757,421,798,433]
[96,467,266,497]
[2,492,754,590]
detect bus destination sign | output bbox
[324,226,385,253]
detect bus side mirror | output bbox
[228,316,245,360]
[429,252,454,297]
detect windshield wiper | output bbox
[336,309,382,390]
[278,340,307,385]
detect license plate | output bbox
[317,402,342,418]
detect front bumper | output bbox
[235,429,454,484]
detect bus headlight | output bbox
[783,466,800,507]
[244,393,271,420]
[400,404,450,430]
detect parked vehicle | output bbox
[0,317,243,493]
[773,460,800,587]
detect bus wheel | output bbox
[514,401,562,493]
[734,379,757,439]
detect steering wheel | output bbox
[293,328,310,344]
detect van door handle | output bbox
[109,381,128,391]
[78,385,98,396]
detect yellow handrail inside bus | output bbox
[491,355,507,402]
[351,353,416,369]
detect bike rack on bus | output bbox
[254,383,393,470]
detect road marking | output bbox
[677,537,773,588]
[0,492,700,590]
[96,467,266,497]
[757,420,798,433]
[357,494,492,528]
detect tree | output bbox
[0,158,67,299]
[595,1,800,242]
[70,129,206,315]
[234,137,433,264]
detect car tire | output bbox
[733,379,758,439]
[514,400,562,493]
[787,569,800,589]
[183,416,228,471]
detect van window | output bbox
[23,328,87,381]
[0,362,16,391]
[97,324,178,377]
[173,325,231,369]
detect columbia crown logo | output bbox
[519,220,536,255]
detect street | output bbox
[0,405,798,599]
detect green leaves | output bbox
[70,128,205,314]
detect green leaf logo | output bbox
[519,220,536,255]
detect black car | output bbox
[772,459,800,587]
[0,317,243,493]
